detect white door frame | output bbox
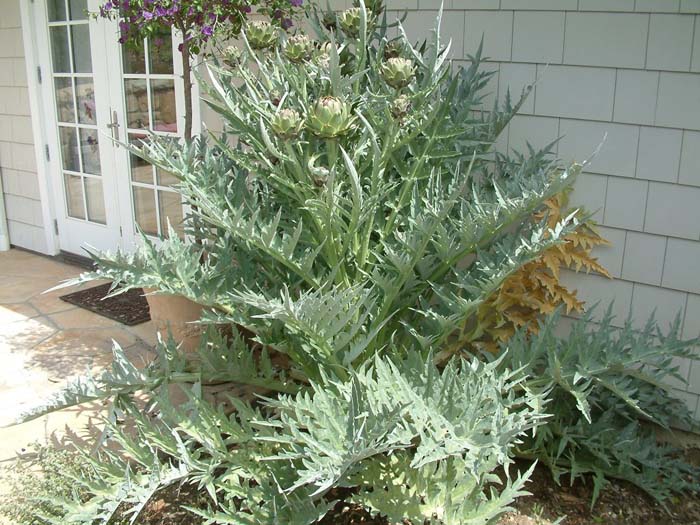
[20,0,201,256]
[20,0,60,255]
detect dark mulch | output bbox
[498,458,700,525]
[108,458,700,525]
[60,283,151,326]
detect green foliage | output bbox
[19,345,540,525]
[499,307,700,504]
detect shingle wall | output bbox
[328,0,700,414]
[0,0,47,253]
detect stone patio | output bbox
[0,248,156,464]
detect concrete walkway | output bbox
[0,248,156,463]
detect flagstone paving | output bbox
[0,248,156,464]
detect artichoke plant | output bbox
[23,3,675,524]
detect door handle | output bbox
[107,110,120,142]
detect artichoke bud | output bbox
[353,0,384,16]
[381,57,415,89]
[313,42,335,70]
[339,8,362,38]
[222,45,243,67]
[271,108,304,139]
[322,11,337,30]
[284,34,314,63]
[270,91,282,106]
[246,21,278,50]
[390,94,411,120]
[383,40,404,60]
[306,96,355,139]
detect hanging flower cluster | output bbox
[97,0,305,53]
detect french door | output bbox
[35,0,191,256]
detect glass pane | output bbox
[68,0,87,20]
[128,134,152,183]
[79,128,101,175]
[124,79,149,129]
[75,78,96,124]
[64,174,85,219]
[149,34,173,74]
[150,79,176,132]
[123,45,146,74]
[84,177,106,223]
[156,166,178,186]
[133,186,158,235]
[50,26,71,73]
[59,126,80,171]
[159,190,183,238]
[71,25,92,73]
[47,0,67,21]
[54,77,75,122]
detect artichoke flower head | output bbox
[381,57,416,89]
[306,96,356,139]
[246,20,278,50]
[354,0,384,16]
[339,8,362,38]
[284,34,314,63]
[222,45,243,68]
[391,94,412,121]
[271,108,304,139]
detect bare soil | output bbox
[113,460,700,525]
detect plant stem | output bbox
[180,35,193,141]
[174,17,193,141]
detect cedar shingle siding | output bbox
[0,0,46,253]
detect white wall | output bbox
[0,0,47,253]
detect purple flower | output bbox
[103,1,113,10]
[281,17,294,29]
[155,6,166,16]
[290,0,303,6]
[142,10,153,20]
[201,25,213,36]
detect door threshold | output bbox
[58,250,96,270]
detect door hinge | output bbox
[45,144,50,161]
[37,66,42,84]
[119,226,123,236]
[53,219,59,235]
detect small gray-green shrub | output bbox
[0,444,91,524]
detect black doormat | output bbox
[59,283,151,326]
